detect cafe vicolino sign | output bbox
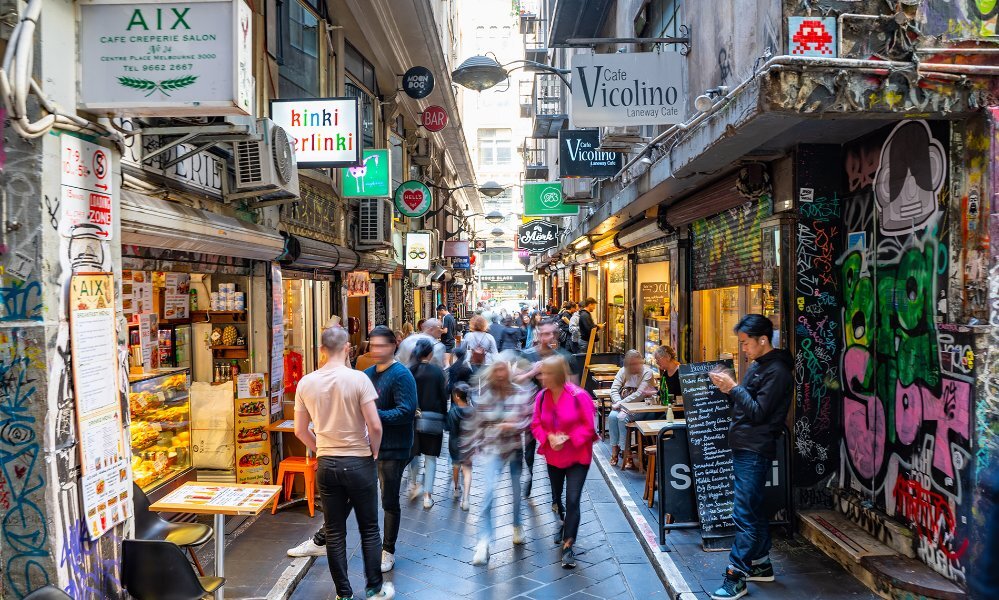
[79,0,254,116]
[518,220,560,253]
[569,52,684,127]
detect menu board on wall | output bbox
[678,360,735,535]
[640,282,670,317]
[138,312,160,371]
[163,273,191,320]
[235,396,272,485]
[132,271,153,317]
[270,264,284,416]
[70,273,131,539]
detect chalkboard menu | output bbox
[679,360,735,534]
[373,280,387,327]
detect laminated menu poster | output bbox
[678,360,736,535]
[163,273,191,320]
[69,272,131,539]
[270,263,284,415]
[235,397,272,484]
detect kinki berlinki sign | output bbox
[559,129,622,177]
[518,220,560,253]
[271,98,361,168]
[570,52,684,127]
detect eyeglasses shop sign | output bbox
[570,52,684,127]
[406,232,432,271]
[79,0,253,116]
[518,220,560,253]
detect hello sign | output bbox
[394,180,433,218]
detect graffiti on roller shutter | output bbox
[691,197,771,289]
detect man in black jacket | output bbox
[707,314,792,600]
[577,298,602,350]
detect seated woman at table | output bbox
[607,350,658,470]
[654,345,682,402]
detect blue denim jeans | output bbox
[478,451,523,544]
[607,410,628,447]
[407,455,438,495]
[729,449,772,575]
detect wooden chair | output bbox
[624,422,642,472]
[272,456,317,517]
[643,445,658,507]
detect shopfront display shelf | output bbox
[192,310,247,323]
[210,345,249,359]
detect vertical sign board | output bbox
[341,149,391,198]
[61,135,114,240]
[270,263,284,416]
[235,381,272,485]
[679,360,737,536]
[271,98,361,168]
[70,273,131,539]
[78,0,253,116]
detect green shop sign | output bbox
[394,180,433,218]
[342,150,391,198]
[523,181,577,216]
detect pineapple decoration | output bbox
[222,325,238,347]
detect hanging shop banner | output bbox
[452,256,471,269]
[79,0,253,116]
[70,273,131,539]
[406,232,432,270]
[270,97,361,168]
[558,129,622,177]
[473,239,487,252]
[421,106,448,132]
[269,263,284,415]
[570,52,683,127]
[346,270,371,297]
[395,180,433,218]
[342,149,391,198]
[523,181,578,216]
[61,135,114,240]
[402,66,435,99]
[443,240,470,257]
[518,220,560,253]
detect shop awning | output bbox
[355,252,398,274]
[121,192,285,262]
[281,233,359,272]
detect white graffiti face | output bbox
[873,120,946,236]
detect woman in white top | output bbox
[607,350,656,470]
[462,314,499,371]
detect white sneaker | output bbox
[452,483,462,499]
[471,540,489,565]
[461,495,470,511]
[408,485,423,501]
[423,495,434,509]
[512,526,525,545]
[367,581,395,599]
[287,538,325,557]
[380,550,395,573]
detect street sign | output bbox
[473,239,487,252]
[523,181,578,216]
[570,52,683,127]
[422,105,448,132]
[61,135,114,239]
[402,66,435,99]
[394,180,433,218]
[342,149,391,198]
[518,220,560,253]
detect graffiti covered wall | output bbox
[837,120,976,585]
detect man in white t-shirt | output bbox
[294,326,395,600]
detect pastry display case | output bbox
[128,368,195,497]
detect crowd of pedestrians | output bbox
[288,303,599,599]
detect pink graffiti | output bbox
[894,379,971,480]
[843,346,886,479]
[893,476,969,560]
[844,144,879,192]
[895,382,923,445]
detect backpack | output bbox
[469,335,487,365]
[568,312,581,344]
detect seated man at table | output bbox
[607,350,659,470]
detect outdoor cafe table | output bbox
[587,364,620,375]
[150,482,282,600]
[619,401,669,416]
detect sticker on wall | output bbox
[788,17,836,57]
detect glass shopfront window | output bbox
[693,283,778,379]
[278,0,321,98]
[605,257,628,354]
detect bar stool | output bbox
[643,445,657,507]
[624,422,641,471]
[272,456,317,517]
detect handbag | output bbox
[415,411,446,435]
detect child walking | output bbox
[446,383,474,510]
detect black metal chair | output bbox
[132,483,212,576]
[23,586,72,600]
[122,539,224,600]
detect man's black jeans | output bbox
[377,458,407,554]
[316,456,382,598]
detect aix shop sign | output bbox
[518,220,560,253]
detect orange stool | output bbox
[643,445,657,507]
[272,457,317,517]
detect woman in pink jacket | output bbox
[531,355,597,569]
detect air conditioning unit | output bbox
[600,125,649,153]
[233,119,300,199]
[357,198,393,248]
[561,177,594,202]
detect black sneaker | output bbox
[710,568,747,600]
[523,475,533,498]
[561,546,577,569]
[748,559,774,582]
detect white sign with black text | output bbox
[570,52,685,127]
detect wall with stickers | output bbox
[790,116,998,589]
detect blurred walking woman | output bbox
[407,339,448,510]
[532,355,597,569]
[466,356,533,566]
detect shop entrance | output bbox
[692,283,776,379]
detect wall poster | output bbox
[270,263,284,416]
[70,272,131,539]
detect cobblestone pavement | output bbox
[289,450,669,600]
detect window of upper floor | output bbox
[277,0,322,98]
[478,128,513,167]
